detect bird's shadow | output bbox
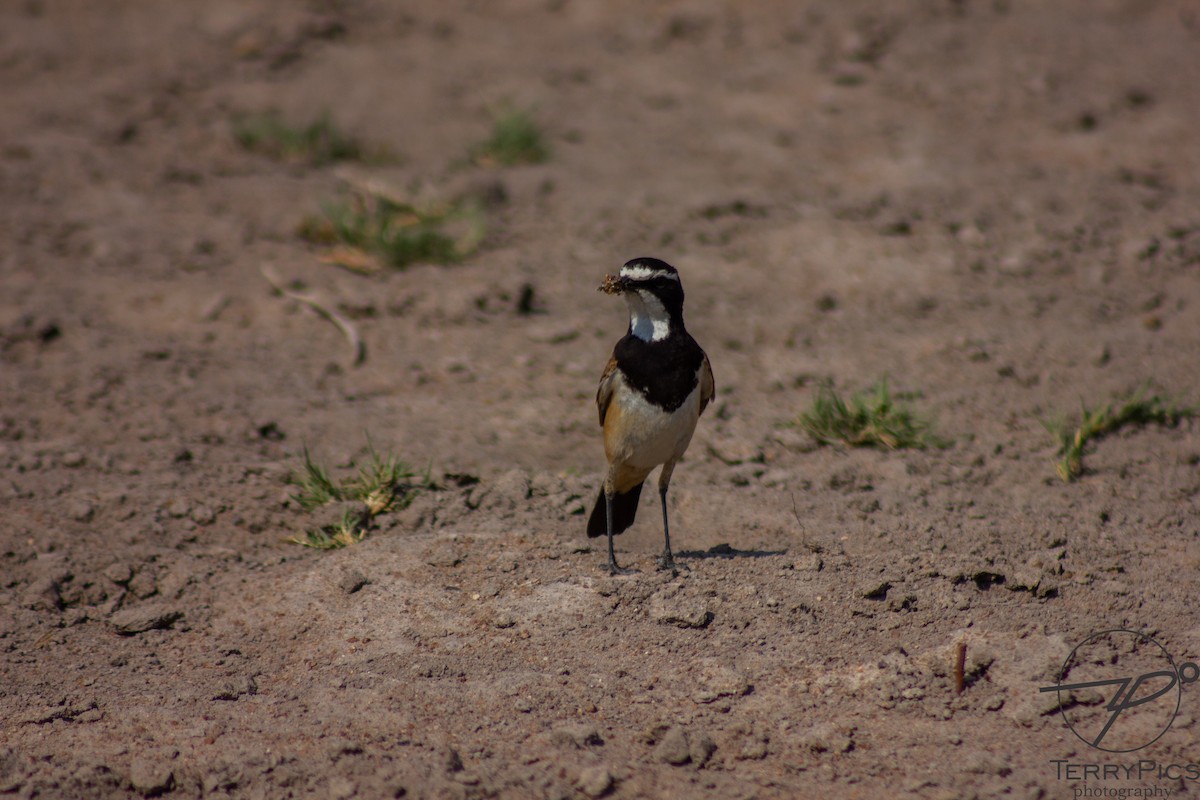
[676,543,788,560]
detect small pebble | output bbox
[689,732,717,766]
[739,740,768,760]
[110,605,182,635]
[551,722,602,749]
[104,563,134,586]
[129,759,174,797]
[654,727,691,765]
[164,498,191,518]
[68,498,95,522]
[577,766,614,798]
[190,505,217,526]
[338,570,369,594]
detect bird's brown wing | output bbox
[698,353,715,416]
[596,355,619,427]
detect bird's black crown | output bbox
[619,257,685,310]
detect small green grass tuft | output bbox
[798,379,942,450]
[346,442,424,516]
[298,188,484,269]
[232,110,372,166]
[286,443,431,549]
[288,508,370,550]
[1046,386,1198,481]
[291,447,344,510]
[471,106,549,167]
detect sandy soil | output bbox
[3,1,1200,798]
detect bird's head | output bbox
[599,257,685,341]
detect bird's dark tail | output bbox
[586,482,644,538]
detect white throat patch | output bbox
[626,290,671,342]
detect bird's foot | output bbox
[604,560,638,576]
[656,553,685,575]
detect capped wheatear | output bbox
[587,257,714,575]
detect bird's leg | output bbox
[656,463,678,574]
[605,486,635,576]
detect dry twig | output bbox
[260,264,365,366]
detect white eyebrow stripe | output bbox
[619,265,679,282]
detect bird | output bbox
[587,257,715,575]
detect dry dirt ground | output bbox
[4,1,1200,798]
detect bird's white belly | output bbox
[608,377,701,469]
